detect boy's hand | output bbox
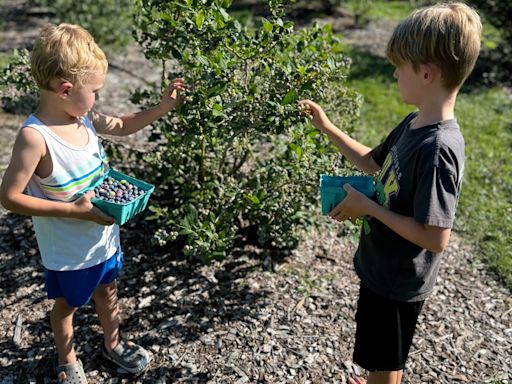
[73,191,116,226]
[297,99,331,131]
[159,78,186,113]
[329,184,370,223]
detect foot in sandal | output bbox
[102,340,150,373]
[56,359,88,383]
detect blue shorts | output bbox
[44,248,124,308]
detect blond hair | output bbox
[30,23,108,91]
[386,2,482,90]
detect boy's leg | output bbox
[349,371,403,384]
[93,279,150,373]
[92,280,120,352]
[51,298,78,365]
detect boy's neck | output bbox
[412,89,457,129]
[34,93,79,126]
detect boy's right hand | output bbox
[73,191,116,226]
[297,99,331,131]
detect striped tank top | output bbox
[24,115,120,271]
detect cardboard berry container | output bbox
[80,169,155,226]
[319,174,375,215]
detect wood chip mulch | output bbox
[0,213,510,384]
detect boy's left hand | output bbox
[159,78,186,113]
[329,184,370,223]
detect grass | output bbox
[346,0,503,49]
[341,48,512,289]
[346,0,416,22]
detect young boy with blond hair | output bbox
[0,23,185,382]
[299,3,481,383]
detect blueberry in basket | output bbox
[93,177,145,204]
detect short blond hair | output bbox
[386,2,482,90]
[30,23,108,91]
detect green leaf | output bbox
[281,90,297,105]
[196,55,209,67]
[207,83,227,98]
[179,228,196,236]
[170,46,182,60]
[244,194,260,204]
[196,10,205,29]
[219,7,230,22]
[327,57,336,70]
[290,143,303,158]
[263,20,273,33]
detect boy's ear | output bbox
[56,81,73,98]
[420,63,439,84]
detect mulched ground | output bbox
[0,1,510,383]
[1,214,510,383]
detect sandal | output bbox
[56,359,88,383]
[102,340,150,373]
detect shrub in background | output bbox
[468,0,512,86]
[34,0,135,52]
[0,49,38,114]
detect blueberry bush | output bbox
[468,0,512,86]
[0,49,38,114]
[132,0,361,262]
[0,0,361,263]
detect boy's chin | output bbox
[68,111,88,118]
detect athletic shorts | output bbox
[44,248,124,308]
[353,283,424,372]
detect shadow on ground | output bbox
[0,211,279,383]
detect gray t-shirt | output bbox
[354,112,464,302]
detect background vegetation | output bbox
[0,0,510,288]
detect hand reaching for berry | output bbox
[159,78,187,112]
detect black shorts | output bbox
[353,283,424,372]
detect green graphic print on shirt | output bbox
[363,148,401,235]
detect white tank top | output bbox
[24,115,120,271]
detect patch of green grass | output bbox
[346,0,416,22]
[344,53,512,289]
[345,1,503,50]
[455,89,512,288]
[0,51,13,70]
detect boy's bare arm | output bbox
[320,119,381,174]
[0,129,115,225]
[91,78,186,137]
[89,106,168,137]
[298,99,380,174]
[331,185,452,253]
[365,200,451,253]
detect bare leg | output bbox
[92,280,120,352]
[51,298,78,365]
[349,370,403,384]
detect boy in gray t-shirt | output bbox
[299,3,482,384]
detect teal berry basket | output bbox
[319,174,375,215]
[80,169,155,226]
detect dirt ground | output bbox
[0,1,510,383]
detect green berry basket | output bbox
[79,169,155,226]
[319,174,375,215]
